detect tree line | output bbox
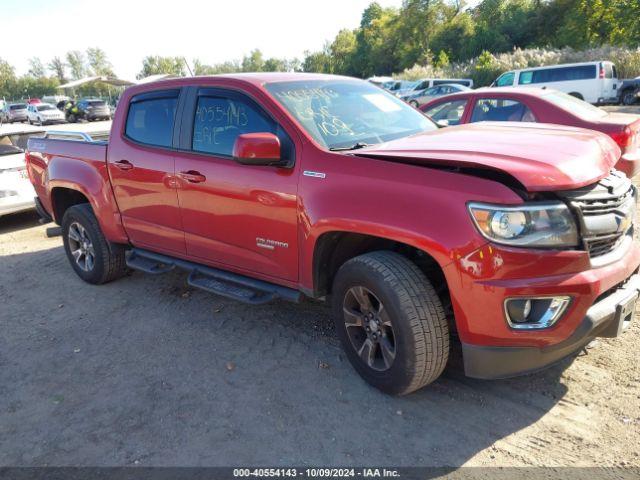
[2,0,639,100]
[0,47,115,100]
[302,0,640,78]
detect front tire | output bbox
[332,251,449,395]
[61,204,126,284]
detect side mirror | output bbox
[233,132,283,166]
[436,119,450,127]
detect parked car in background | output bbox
[403,83,471,107]
[27,103,66,125]
[0,124,45,217]
[386,80,418,95]
[26,73,640,395]
[421,87,640,177]
[618,77,640,106]
[492,61,619,105]
[389,80,420,98]
[75,98,111,122]
[412,78,474,90]
[27,98,42,105]
[367,76,395,89]
[1,103,29,123]
[42,95,70,106]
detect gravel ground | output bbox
[0,113,639,468]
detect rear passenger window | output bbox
[192,95,276,156]
[522,65,597,84]
[125,92,178,148]
[471,99,536,123]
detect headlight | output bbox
[468,201,579,247]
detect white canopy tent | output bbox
[57,76,135,89]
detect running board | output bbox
[126,251,176,274]
[126,248,302,305]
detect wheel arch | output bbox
[311,230,452,321]
[50,186,91,224]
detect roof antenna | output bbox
[183,57,194,77]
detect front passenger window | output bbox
[495,72,515,87]
[192,96,276,157]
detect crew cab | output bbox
[26,73,640,395]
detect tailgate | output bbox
[25,135,109,215]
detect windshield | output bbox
[265,80,436,150]
[37,105,55,111]
[543,91,607,120]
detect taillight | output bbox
[599,65,605,79]
[610,127,633,149]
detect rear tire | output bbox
[332,251,449,395]
[622,90,638,106]
[61,204,126,285]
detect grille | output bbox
[584,232,625,257]
[570,185,634,216]
[558,171,636,259]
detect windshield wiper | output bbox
[329,142,371,151]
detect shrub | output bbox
[396,45,640,86]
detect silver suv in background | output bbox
[1,103,29,123]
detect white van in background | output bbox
[492,61,619,104]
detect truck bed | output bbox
[27,130,109,163]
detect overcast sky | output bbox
[3,0,483,80]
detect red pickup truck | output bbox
[26,73,640,395]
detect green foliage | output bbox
[242,49,265,72]
[398,45,640,87]
[191,50,299,75]
[435,50,450,68]
[0,57,60,100]
[137,56,186,79]
[27,58,46,78]
[87,47,114,76]
[302,0,640,78]
[66,50,86,80]
[48,57,66,82]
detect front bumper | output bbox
[463,273,640,379]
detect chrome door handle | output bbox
[114,159,133,170]
[178,170,206,183]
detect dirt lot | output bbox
[1,113,640,468]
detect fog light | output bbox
[504,296,571,330]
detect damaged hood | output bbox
[354,122,620,191]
